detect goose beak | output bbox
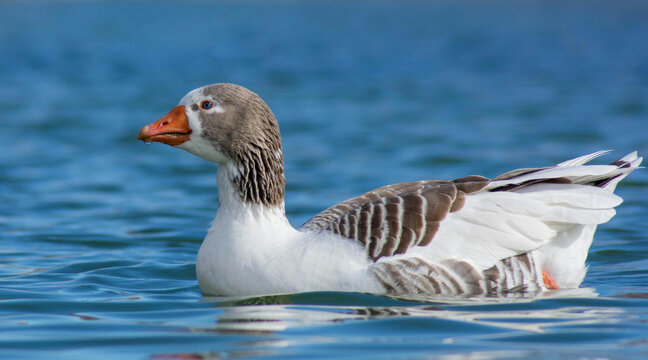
[137,105,192,146]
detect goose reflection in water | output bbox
[197,288,625,334]
[146,290,635,359]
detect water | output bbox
[2,1,648,359]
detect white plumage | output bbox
[137,83,642,298]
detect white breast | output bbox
[196,173,382,296]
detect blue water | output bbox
[2,1,648,359]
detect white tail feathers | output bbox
[487,151,642,192]
[598,151,643,191]
[557,150,611,167]
[513,151,642,289]
[441,151,641,289]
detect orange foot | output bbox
[542,270,560,290]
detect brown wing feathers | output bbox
[300,158,629,263]
[299,176,490,261]
[298,154,636,296]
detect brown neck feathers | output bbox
[231,147,286,207]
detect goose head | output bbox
[138,83,286,206]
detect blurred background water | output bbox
[1,0,648,359]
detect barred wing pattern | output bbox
[299,176,490,261]
[298,151,640,297]
[372,253,543,297]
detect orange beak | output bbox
[137,105,192,146]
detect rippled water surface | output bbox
[2,1,648,359]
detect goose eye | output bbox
[200,100,213,110]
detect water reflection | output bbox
[202,289,625,335]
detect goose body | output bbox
[138,83,641,298]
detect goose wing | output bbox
[299,151,638,267]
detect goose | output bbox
[137,83,641,298]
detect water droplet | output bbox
[145,142,152,145]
